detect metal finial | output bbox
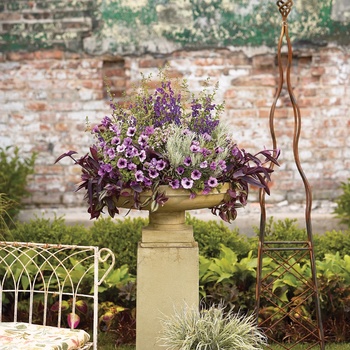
[276,0,293,20]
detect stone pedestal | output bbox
[136,211,199,350]
[133,184,229,349]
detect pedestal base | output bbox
[136,211,199,350]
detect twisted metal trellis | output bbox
[255,1,325,349]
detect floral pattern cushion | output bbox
[0,322,90,350]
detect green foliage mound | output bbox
[187,214,251,259]
[8,216,91,246]
[0,146,36,225]
[90,217,145,275]
[334,178,350,228]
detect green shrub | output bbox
[257,217,307,241]
[0,146,36,224]
[315,229,350,259]
[8,216,91,245]
[90,217,145,274]
[199,246,257,312]
[0,193,13,237]
[334,179,350,228]
[186,214,251,259]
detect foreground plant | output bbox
[158,304,267,350]
[56,69,279,222]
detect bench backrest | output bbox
[0,241,115,349]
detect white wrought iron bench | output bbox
[0,241,115,350]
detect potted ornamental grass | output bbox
[56,69,279,222]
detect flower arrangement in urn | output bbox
[56,69,279,222]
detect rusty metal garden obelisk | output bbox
[255,1,325,349]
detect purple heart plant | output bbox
[56,70,279,222]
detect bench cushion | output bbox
[0,322,90,350]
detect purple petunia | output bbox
[143,177,152,187]
[117,158,128,169]
[109,124,120,135]
[149,168,159,179]
[156,159,166,171]
[98,163,112,177]
[181,178,194,189]
[135,170,144,182]
[190,144,201,153]
[184,156,192,166]
[111,136,120,145]
[218,160,227,171]
[191,169,202,180]
[200,161,208,168]
[107,148,115,160]
[144,126,154,136]
[202,133,211,141]
[176,166,185,175]
[210,161,217,170]
[169,179,180,189]
[128,162,137,171]
[123,137,133,146]
[127,126,136,137]
[116,144,126,153]
[125,146,138,158]
[207,177,218,188]
[139,150,146,162]
[138,134,148,147]
[202,148,211,157]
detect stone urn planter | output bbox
[121,184,230,350]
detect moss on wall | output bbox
[1,0,350,53]
[93,0,350,54]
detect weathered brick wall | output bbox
[1,46,349,208]
[0,0,349,209]
[0,0,99,52]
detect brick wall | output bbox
[0,46,349,209]
[0,0,98,52]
